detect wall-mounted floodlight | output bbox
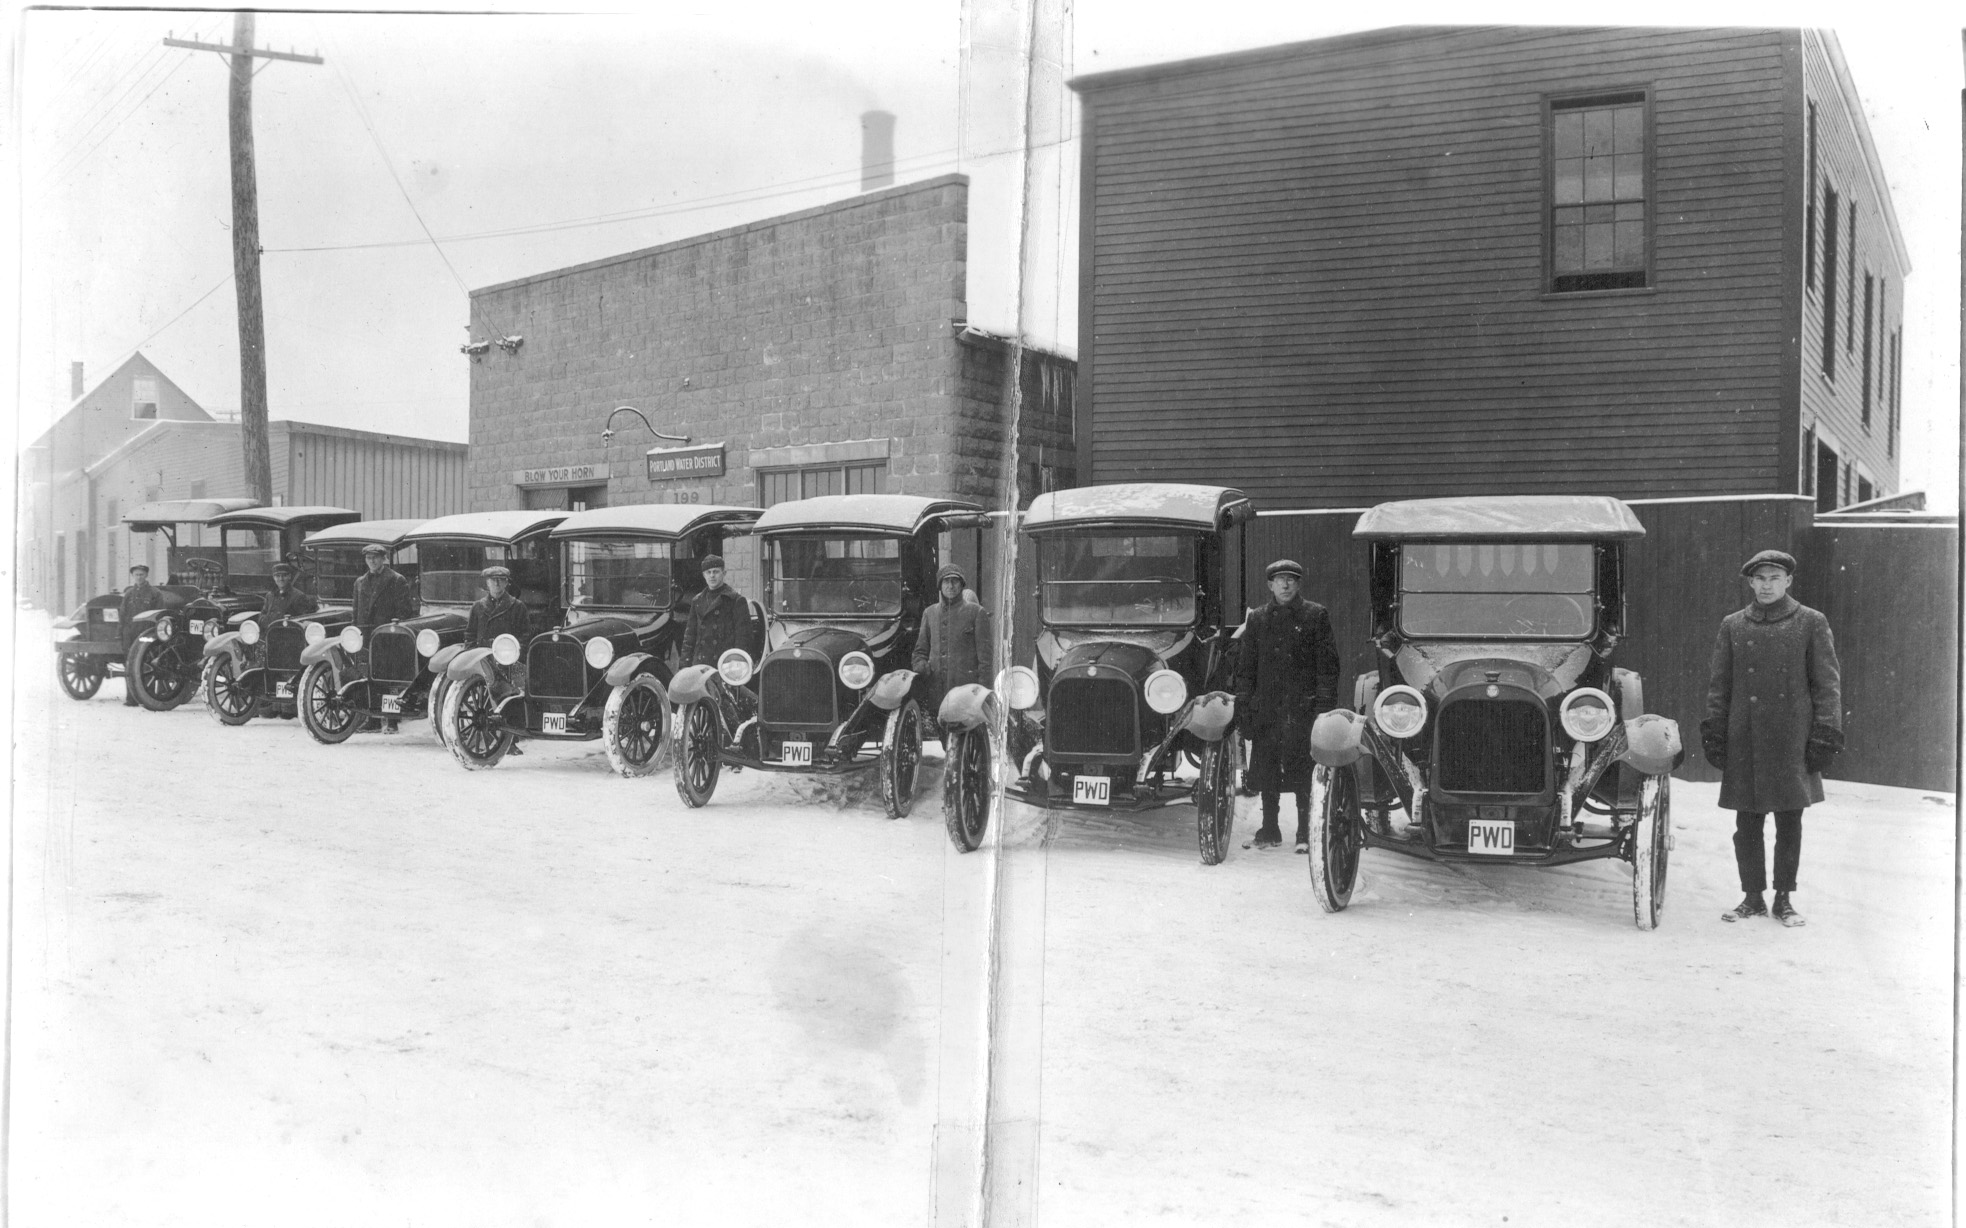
[599,405,689,445]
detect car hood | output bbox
[770,626,869,665]
[1052,639,1160,682]
[1394,642,1592,701]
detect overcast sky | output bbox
[14,2,1960,510]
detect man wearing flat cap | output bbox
[466,565,529,647]
[1235,558,1340,851]
[119,563,164,705]
[260,560,318,621]
[679,554,760,670]
[913,562,991,717]
[1704,549,1843,927]
[351,542,415,632]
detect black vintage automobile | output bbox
[440,503,764,774]
[199,513,412,725]
[1306,496,1682,930]
[52,497,258,703]
[951,483,1256,860]
[670,494,987,819]
[126,502,361,711]
[298,510,565,746]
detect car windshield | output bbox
[566,540,674,611]
[305,544,374,602]
[1398,542,1596,638]
[1039,532,1199,627]
[222,527,279,594]
[418,541,501,605]
[769,535,904,616]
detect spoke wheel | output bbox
[1195,730,1241,865]
[1307,763,1364,913]
[127,640,196,711]
[56,654,103,700]
[203,656,257,726]
[297,660,360,744]
[880,699,925,819]
[603,673,670,777]
[443,676,512,770]
[942,726,992,852]
[1631,774,1670,931]
[673,701,722,807]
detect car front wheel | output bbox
[443,676,513,770]
[603,673,670,777]
[297,660,360,744]
[1195,729,1241,865]
[203,656,257,726]
[127,639,196,711]
[879,698,924,820]
[942,725,992,852]
[1307,763,1363,913]
[1631,774,1670,931]
[673,701,722,807]
[56,653,103,701]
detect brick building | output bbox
[464,173,1075,591]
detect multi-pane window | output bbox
[758,460,887,508]
[132,377,159,420]
[1550,93,1647,292]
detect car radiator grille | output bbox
[1048,677,1138,757]
[528,640,587,700]
[266,623,307,673]
[1435,699,1547,794]
[368,629,418,683]
[761,657,835,726]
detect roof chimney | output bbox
[71,362,84,401]
[861,111,895,192]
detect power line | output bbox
[37,49,198,198]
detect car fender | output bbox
[870,668,916,711]
[427,643,466,677]
[937,682,995,731]
[299,638,344,668]
[444,646,498,683]
[603,652,661,689]
[201,631,247,666]
[668,663,718,705]
[1310,708,1368,767]
[1177,690,1236,743]
[1616,713,1682,776]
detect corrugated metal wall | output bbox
[276,423,468,519]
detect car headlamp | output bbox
[304,621,326,644]
[1560,687,1617,743]
[1143,668,1188,715]
[838,651,875,690]
[416,628,441,658]
[240,620,262,646]
[491,634,522,667]
[1371,684,1428,739]
[584,636,616,670]
[718,647,753,686]
[339,625,364,654]
[996,665,1039,711]
[155,616,174,641]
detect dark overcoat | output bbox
[353,566,416,630]
[261,586,318,620]
[912,598,992,712]
[680,585,758,667]
[1233,596,1340,790]
[1705,597,1842,812]
[120,581,165,647]
[466,592,530,648]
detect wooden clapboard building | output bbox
[1069,27,1908,509]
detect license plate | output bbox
[101,609,119,623]
[1073,775,1111,806]
[276,680,294,698]
[1467,818,1515,855]
[379,694,401,714]
[542,712,566,735]
[189,620,208,637]
[781,739,813,766]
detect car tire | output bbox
[879,699,924,820]
[1195,729,1241,865]
[429,676,454,749]
[127,639,196,711]
[942,725,992,852]
[443,675,512,770]
[1631,774,1669,931]
[203,656,257,726]
[673,701,722,807]
[603,673,670,778]
[1307,763,1363,913]
[56,653,103,701]
[297,660,361,745]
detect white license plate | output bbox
[189,620,208,637]
[379,694,401,714]
[781,740,813,766]
[275,680,294,698]
[1467,818,1515,856]
[1072,775,1111,806]
[542,712,567,735]
[100,608,119,623]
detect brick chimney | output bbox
[71,362,84,401]
[861,111,895,192]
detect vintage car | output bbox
[1306,495,1682,930]
[199,513,416,725]
[297,509,565,746]
[953,483,1256,860]
[126,502,360,710]
[440,503,764,774]
[669,493,988,820]
[53,497,258,703]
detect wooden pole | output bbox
[228,12,272,504]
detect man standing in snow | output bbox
[260,561,318,620]
[679,555,759,669]
[912,563,991,717]
[351,543,415,632]
[1703,549,1843,927]
[1235,558,1339,852]
[119,563,165,706]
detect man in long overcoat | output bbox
[351,543,415,632]
[466,566,530,647]
[1234,558,1340,852]
[260,561,318,620]
[912,563,991,718]
[1703,549,1843,927]
[119,563,165,706]
[679,555,759,669]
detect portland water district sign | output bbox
[646,444,725,482]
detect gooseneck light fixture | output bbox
[599,405,690,445]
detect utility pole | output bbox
[164,18,321,505]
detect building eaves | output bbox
[273,418,467,452]
[1815,29,1911,275]
[1068,25,1479,94]
[83,419,237,479]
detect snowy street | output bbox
[9,619,1955,1226]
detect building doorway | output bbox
[1816,441,1841,513]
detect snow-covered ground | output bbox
[10,616,1956,1226]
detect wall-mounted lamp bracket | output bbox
[599,405,690,445]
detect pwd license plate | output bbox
[379,693,401,714]
[541,711,567,735]
[189,620,208,637]
[275,679,294,698]
[101,608,119,623]
[781,740,813,766]
[1072,775,1111,806]
[1466,818,1515,855]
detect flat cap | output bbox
[361,543,389,556]
[1265,558,1304,581]
[1740,549,1797,577]
[698,554,726,571]
[271,561,298,577]
[480,565,512,580]
[128,563,150,573]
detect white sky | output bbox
[11,2,1959,510]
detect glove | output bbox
[1804,723,1844,774]
[1699,716,1728,771]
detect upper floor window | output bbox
[758,460,887,508]
[132,378,159,420]
[1549,92,1648,292]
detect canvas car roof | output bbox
[1353,496,1646,541]
[755,494,985,535]
[401,509,570,545]
[1022,483,1254,533]
[550,503,764,541]
[206,505,362,531]
[123,497,260,527]
[302,518,430,548]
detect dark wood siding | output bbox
[1075,27,1796,506]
